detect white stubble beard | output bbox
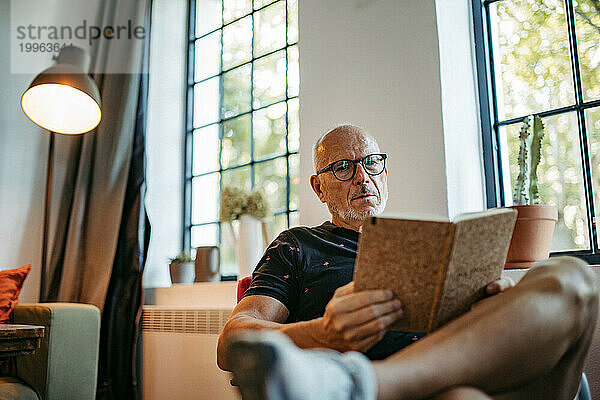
[331,185,389,222]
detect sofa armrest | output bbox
[12,303,100,400]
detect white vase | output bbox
[236,214,264,278]
[170,262,195,284]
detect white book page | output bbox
[375,212,450,223]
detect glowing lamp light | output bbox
[21,46,101,134]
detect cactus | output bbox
[513,115,545,205]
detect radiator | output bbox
[142,306,240,400]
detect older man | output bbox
[217,125,598,400]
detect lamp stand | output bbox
[40,131,54,301]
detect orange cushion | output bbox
[0,265,31,323]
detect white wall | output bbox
[0,0,44,302]
[143,0,188,288]
[436,0,486,218]
[298,0,450,227]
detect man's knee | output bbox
[524,256,598,322]
[430,386,492,400]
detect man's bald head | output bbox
[313,125,379,171]
[309,124,387,231]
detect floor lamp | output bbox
[20,45,102,300]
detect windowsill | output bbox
[143,281,238,308]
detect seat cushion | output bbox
[0,376,39,400]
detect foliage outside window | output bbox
[186,0,300,275]
[475,0,600,261]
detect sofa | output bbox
[0,303,100,400]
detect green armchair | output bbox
[0,303,100,400]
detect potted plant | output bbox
[505,115,558,268]
[221,186,270,278]
[169,251,195,284]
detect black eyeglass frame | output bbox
[316,153,388,181]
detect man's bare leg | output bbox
[373,256,598,400]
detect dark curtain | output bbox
[42,0,151,309]
[96,2,152,399]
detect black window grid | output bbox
[184,0,299,262]
[473,0,600,263]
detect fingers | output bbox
[321,287,404,352]
[333,281,355,297]
[486,276,515,294]
[343,307,403,341]
[336,299,402,328]
[353,331,385,352]
[329,289,395,314]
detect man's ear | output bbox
[310,175,327,203]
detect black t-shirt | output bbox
[243,221,424,360]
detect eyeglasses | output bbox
[316,153,387,181]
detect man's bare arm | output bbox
[216,283,403,370]
[217,295,309,370]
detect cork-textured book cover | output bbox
[353,208,517,333]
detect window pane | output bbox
[289,153,299,210]
[289,211,299,227]
[223,15,252,70]
[503,113,589,250]
[254,2,286,58]
[253,101,287,159]
[222,114,251,168]
[188,0,298,267]
[196,0,222,37]
[222,165,252,191]
[191,223,219,247]
[193,125,220,175]
[585,107,600,247]
[222,64,252,118]
[194,31,221,82]
[220,219,239,275]
[489,1,575,120]
[192,173,220,224]
[254,0,277,10]
[267,213,288,242]
[194,77,220,128]
[287,98,299,152]
[574,0,600,102]
[287,0,298,44]
[255,157,287,212]
[223,0,252,24]
[253,50,287,108]
[287,45,299,98]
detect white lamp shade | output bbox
[22,82,101,134]
[21,47,101,135]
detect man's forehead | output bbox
[318,131,380,163]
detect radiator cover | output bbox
[142,306,239,400]
[142,307,231,335]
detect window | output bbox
[185,0,300,275]
[474,0,600,262]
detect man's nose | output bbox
[352,163,370,184]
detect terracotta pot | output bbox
[195,246,221,282]
[505,205,558,269]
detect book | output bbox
[353,208,518,333]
